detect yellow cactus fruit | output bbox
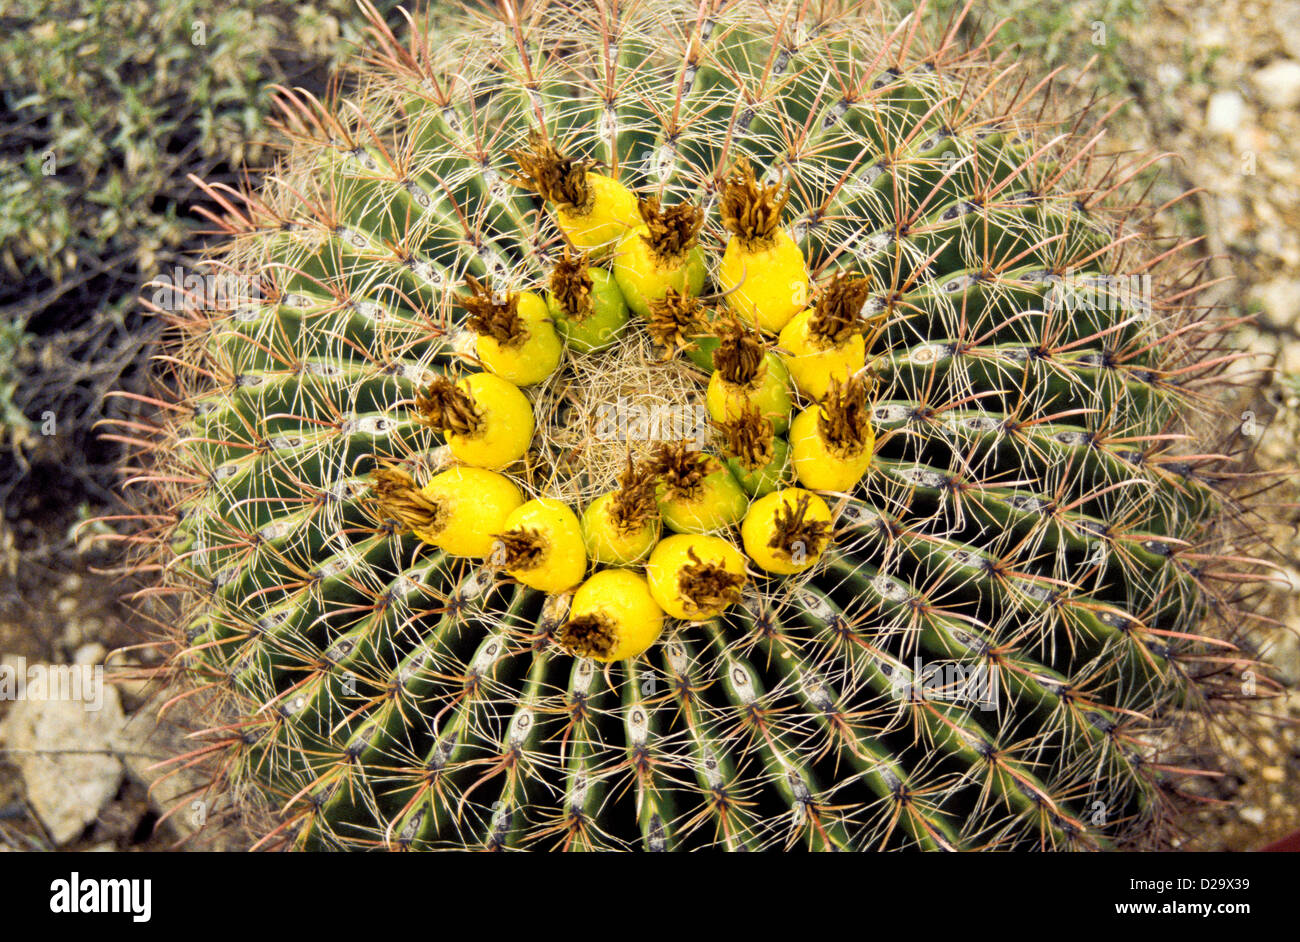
[716,159,807,334]
[779,271,882,400]
[705,314,793,433]
[462,275,562,386]
[649,442,749,533]
[506,130,639,253]
[415,372,534,470]
[556,569,665,662]
[718,407,793,498]
[613,196,707,318]
[741,488,833,575]
[581,459,662,565]
[789,374,875,492]
[495,498,588,594]
[369,463,522,559]
[646,533,748,620]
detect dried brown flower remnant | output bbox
[463,275,528,348]
[718,407,775,472]
[768,493,831,563]
[810,272,875,347]
[676,547,746,615]
[556,613,617,659]
[415,376,484,436]
[369,464,446,534]
[713,313,766,387]
[495,527,549,571]
[550,248,595,320]
[507,129,593,210]
[646,289,705,357]
[818,374,872,458]
[720,158,789,247]
[608,458,659,535]
[637,195,704,260]
[649,441,716,501]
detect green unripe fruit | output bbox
[706,351,792,434]
[686,335,720,372]
[657,467,749,534]
[726,435,792,498]
[613,204,708,318]
[548,264,629,353]
[581,492,660,565]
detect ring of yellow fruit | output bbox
[366,140,891,661]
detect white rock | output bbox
[1274,4,1300,60]
[1206,90,1247,134]
[1156,64,1184,89]
[0,663,125,845]
[1238,806,1267,826]
[74,643,105,667]
[1250,278,1300,325]
[1254,59,1300,109]
[111,689,234,843]
[1265,622,1300,687]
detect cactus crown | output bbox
[113,0,1274,851]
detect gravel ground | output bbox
[1,0,1297,852]
[1120,0,1300,851]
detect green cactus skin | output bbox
[118,0,1271,851]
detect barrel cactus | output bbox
[119,0,1267,851]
